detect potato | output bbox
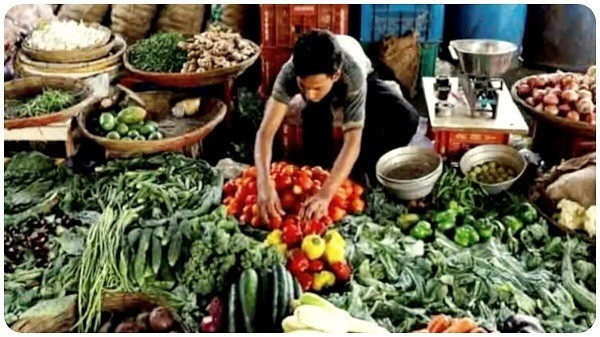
[561,90,579,103]
[543,104,559,116]
[565,111,581,121]
[576,98,594,115]
[543,93,560,105]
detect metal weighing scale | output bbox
[423,39,529,156]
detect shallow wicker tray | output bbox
[22,22,113,63]
[14,57,121,81]
[17,35,126,74]
[78,90,226,156]
[510,73,596,138]
[122,40,260,87]
[4,77,96,130]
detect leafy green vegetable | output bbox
[129,32,187,73]
[4,89,77,119]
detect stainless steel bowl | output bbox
[449,39,518,77]
[375,147,443,200]
[459,144,527,195]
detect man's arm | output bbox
[254,98,288,223]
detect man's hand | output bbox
[257,179,285,224]
[299,189,332,221]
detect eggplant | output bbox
[500,315,545,333]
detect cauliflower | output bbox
[584,205,596,237]
[556,199,586,231]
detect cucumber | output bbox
[257,269,270,332]
[238,269,259,332]
[285,271,295,315]
[228,283,237,332]
[275,264,289,326]
[270,267,280,331]
[292,274,302,300]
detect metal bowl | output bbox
[449,39,518,77]
[375,147,443,200]
[459,144,527,195]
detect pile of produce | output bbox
[325,170,595,333]
[128,32,188,73]
[414,315,486,333]
[468,161,517,184]
[25,20,110,51]
[96,106,164,141]
[178,30,258,73]
[98,305,181,333]
[223,163,364,292]
[223,265,300,333]
[515,69,596,124]
[4,88,77,119]
[281,293,387,333]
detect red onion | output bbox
[584,113,596,125]
[565,111,581,121]
[532,88,546,103]
[576,98,594,114]
[544,104,559,116]
[561,90,579,103]
[561,74,576,87]
[558,103,571,115]
[578,90,593,101]
[517,83,532,97]
[534,103,544,112]
[525,97,536,107]
[543,93,560,105]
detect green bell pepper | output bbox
[410,221,433,240]
[434,209,457,225]
[448,200,465,215]
[462,215,478,227]
[454,225,480,247]
[476,220,494,241]
[502,215,523,234]
[397,213,420,230]
[518,203,538,224]
[437,220,455,232]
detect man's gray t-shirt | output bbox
[271,35,373,132]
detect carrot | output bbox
[469,327,486,333]
[442,318,477,333]
[428,315,452,333]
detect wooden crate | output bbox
[4,119,71,142]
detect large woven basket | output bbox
[78,89,226,157]
[122,41,260,87]
[4,77,97,129]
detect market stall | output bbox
[3,4,597,335]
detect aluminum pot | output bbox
[449,39,518,77]
[459,144,527,195]
[375,147,443,200]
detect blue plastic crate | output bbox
[360,4,444,43]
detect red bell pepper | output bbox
[307,259,324,273]
[282,221,303,246]
[330,261,351,282]
[287,249,309,274]
[294,271,314,291]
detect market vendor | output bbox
[254,29,419,223]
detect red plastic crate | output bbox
[432,129,510,158]
[259,47,293,98]
[260,4,349,48]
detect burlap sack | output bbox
[57,4,110,23]
[110,4,157,44]
[220,4,259,40]
[155,4,206,35]
[379,32,420,98]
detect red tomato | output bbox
[246,181,258,195]
[297,175,313,192]
[330,261,352,282]
[239,214,249,224]
[342,181,354,198]
[223,180,237,196]
[292,185,303,195]
[250,216,261,227]
[252,204,259,216]
[320,216,333,227]
[245,194,257,206]
[227,201,239,216]
[283,216,298,229]
[331,192,348,209]
[283,165,296,176]
[300,166,313,177]
[223,196,234,205]
[348,198,365,213]
[352,184,365,197]
[281,192,296,211]
[329,207,347,222]
[244,166,258,178]
[242,204,252,216]
[268,215,283,230]
[275,174,293,190]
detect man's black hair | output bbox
[293,29,342,77]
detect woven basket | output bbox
[110,4,157,45]
[57,4,110,23]
[155,4,206,35]
[78,89,226,157]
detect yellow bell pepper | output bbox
[312,271,336,291]
[301,235,326,260]
[324,240,345,265]
[324,229,346,248]
[265,229,283,246]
